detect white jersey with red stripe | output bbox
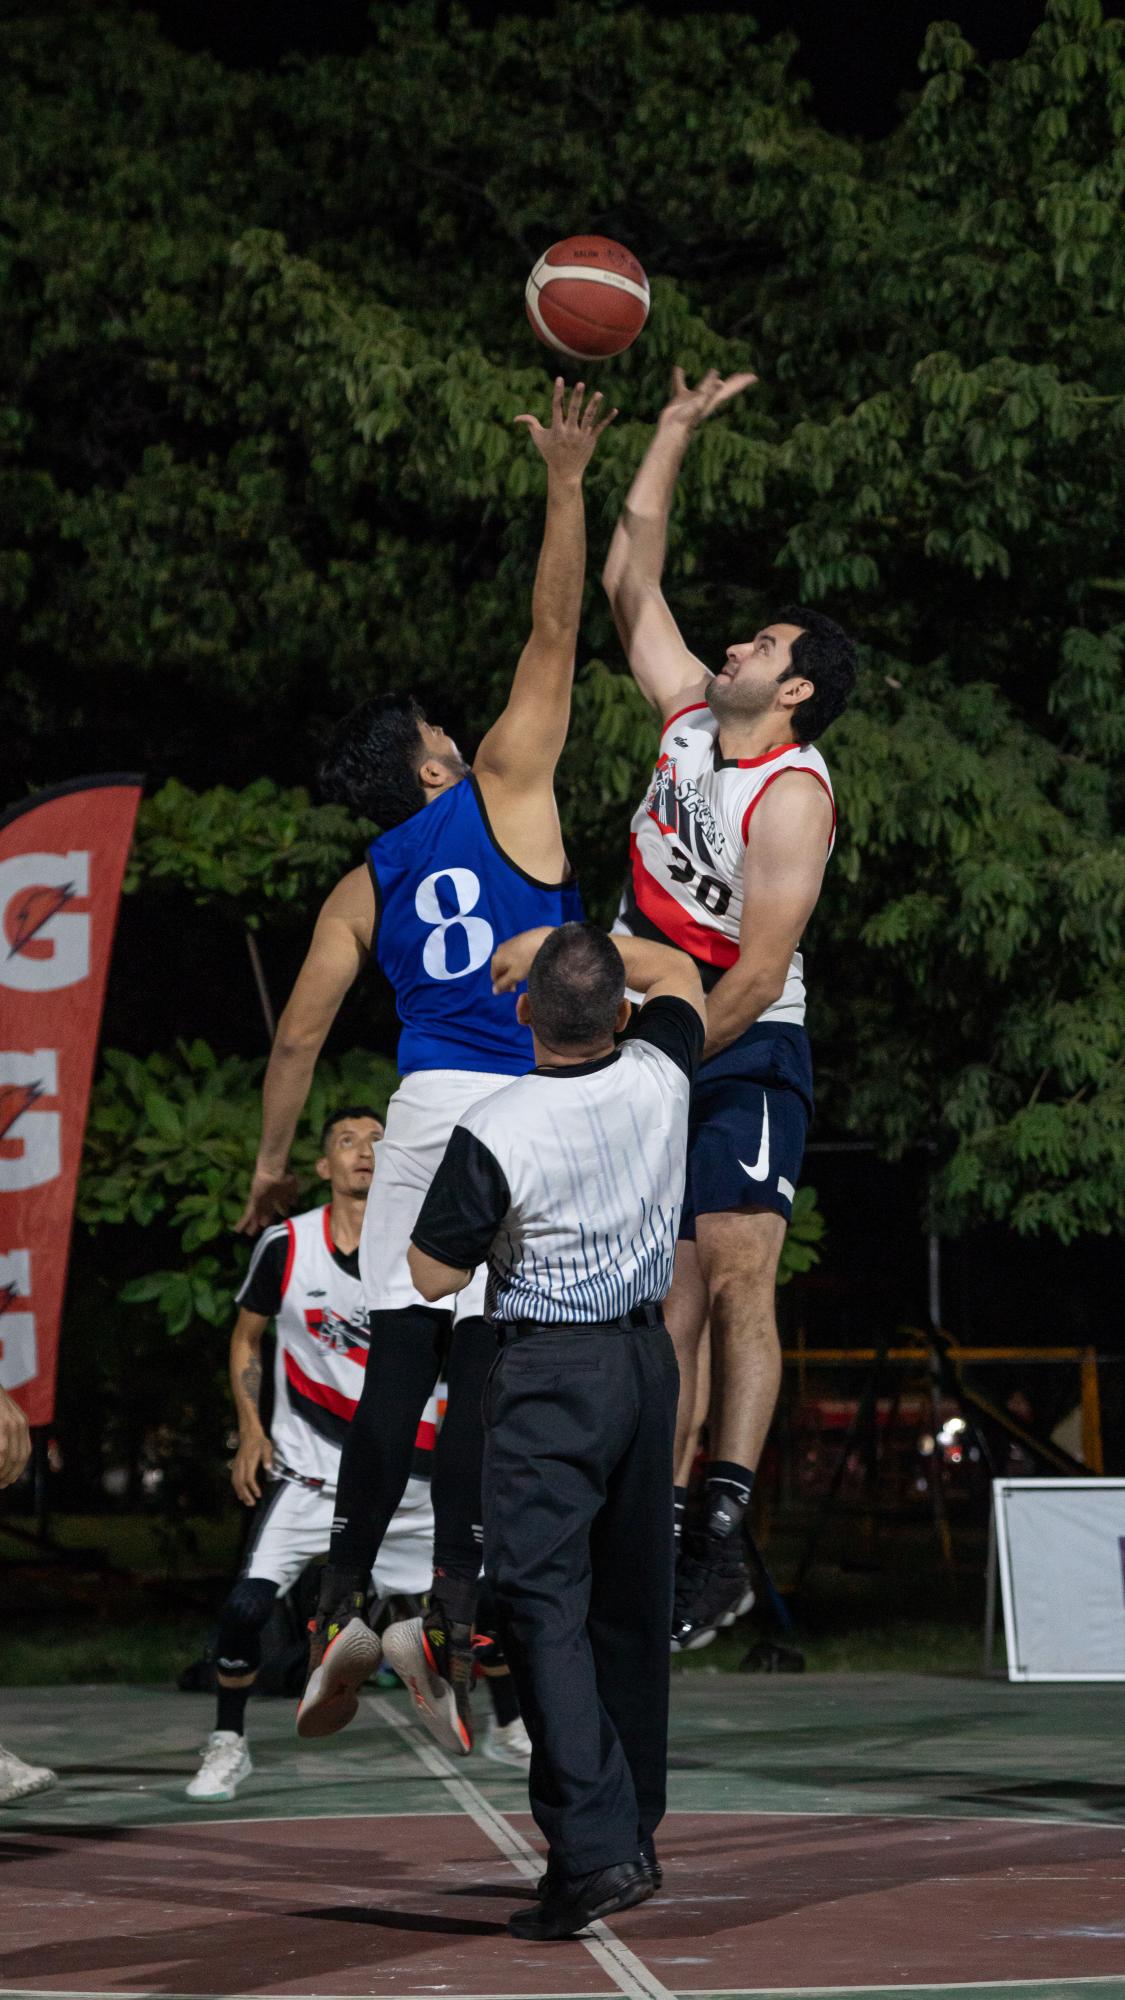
[237,1205,438,1493]
[618,701,836,1024]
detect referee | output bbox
[404,921,704,1941]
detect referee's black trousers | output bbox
[482,1321,679,1877]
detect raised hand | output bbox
[491,925,554,994]
[514,378,617,479]
[658,365,758,433]
[235,1165,299,1235]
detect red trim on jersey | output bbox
[661,701,710,735]
[729,740,801,770]
[322,1206,334,1255]
[284,1350,358,1423]
[280,1219,297,1300]
[741,767,837,850]
[630,834,739,969]
[413,1419,437,1454]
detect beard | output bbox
[706,672,778,723]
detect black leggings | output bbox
[329,1308,495,1590]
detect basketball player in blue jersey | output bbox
[237,378,614,1749]
[603,366,857,1651]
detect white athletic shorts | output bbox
[360,1068,515,1319]
[243,1474,433,1603]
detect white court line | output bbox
[4,1980,1124,2000]
[368,1695,675,2000]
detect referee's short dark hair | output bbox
[527,924,625,1050]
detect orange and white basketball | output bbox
[525,236,650,362]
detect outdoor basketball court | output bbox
[2,1674,1123,2000]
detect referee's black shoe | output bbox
[670,1532,755,1653]
[510,1858,654,1940]
[538,1841,662,1900]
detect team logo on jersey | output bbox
[643,755,725,866]
[303,1306,368,1356]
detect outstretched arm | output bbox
[474,379,616,800]
[602,367,757,721]
[237,867,374,1233]
[491,925,705,1031]
[701,775,833,1062]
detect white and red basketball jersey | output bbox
[618,701,836,1024]
[237,1205,438,1491]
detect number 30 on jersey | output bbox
[415,868,494,981]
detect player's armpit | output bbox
[702,773,833,1061]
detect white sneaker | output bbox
[185,1731,252,1802]
[481,1714,532,1767]
[296,1618,383,1740]
[381,1616,471,1758]
[0,1744,57,1805]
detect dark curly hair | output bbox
[775,605,857,742]
[317,695,429,829]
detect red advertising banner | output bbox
[0,776,142,1427]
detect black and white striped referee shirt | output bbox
[411,997,703,1324]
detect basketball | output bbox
[525,236,650,362]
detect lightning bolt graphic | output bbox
[6,882,75,959]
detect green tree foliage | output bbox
[3,0,1123,1243]
[79,1041,399,1335]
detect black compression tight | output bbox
[431,1315,495,1589]
[329,1306,448,1578]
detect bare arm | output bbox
[701,775,834,1063]
[229,1308,273,1504]
[475,380,616,799]
[0,1384,30,1489]
[407,1243,472,1303]
[602,367,756,721]
[490,925,705,1030]
[236,866,374,1233]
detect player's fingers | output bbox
[714,372,758,405]
[566,380,586,426]
[592,405,619,437]
[552,373,565,421]
[671,364,688,397]
[512,414,542,432]
[580,388,603,430]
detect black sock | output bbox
[216,1679,252,1735]
[488,1670,521,1728]
[705,1460,754,1540]
[673,1485,688,1551]
[431,1316,494,1580]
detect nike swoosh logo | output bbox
[739,1098,770,1181]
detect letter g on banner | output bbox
[0,852,91,992]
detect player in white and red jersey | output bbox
[187,1107,437,1801]
[604,366,857,1651]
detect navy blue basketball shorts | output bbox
[680,1023,814,1235]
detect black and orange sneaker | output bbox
[381,1615,473,1756]
[296,1569,382,1740]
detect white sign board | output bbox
[994,1478,1125,1681]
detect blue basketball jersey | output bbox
[368,776,584,1077]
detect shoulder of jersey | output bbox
[662,699,714,742]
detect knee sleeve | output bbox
[216,1577,278,1677]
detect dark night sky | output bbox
[136,0,1124,138]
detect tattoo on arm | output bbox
[240,1356,262,1410]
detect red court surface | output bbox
[3,1809,1125,1997]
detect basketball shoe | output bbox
[382,1575,476,1757]
[296,1569,383,1739]
[670,1531,755,1652]
[186,1731,251,1802]
[0,1743,56,1805]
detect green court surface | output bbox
[2,1675,1124,2000]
